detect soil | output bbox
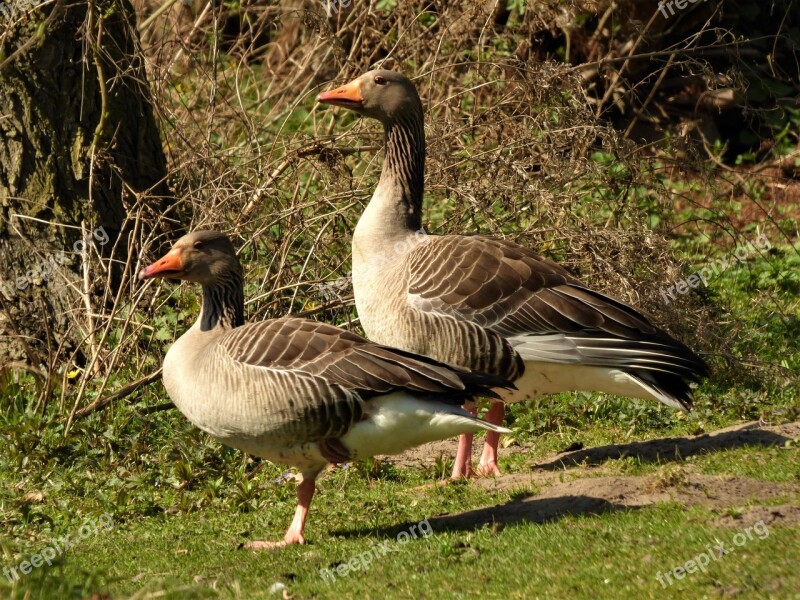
[383,421,800,533]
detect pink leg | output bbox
[245,477,316,550]
[451,432,475,479]
[478,401,505,476]
[451,404,477,479]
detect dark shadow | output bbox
[331,494,632,539]
[425,494,632,532]
[534,423,794,471]
[327,423,798,540]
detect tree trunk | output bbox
[0,0,169,375]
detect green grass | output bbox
[2,468,799,598]
[11,504,800,599]
[2,175,798,600]
[3,254,799,598]
[1,390,798,598]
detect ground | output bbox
[400,421,800,530]
[2,414,797,599]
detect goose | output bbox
[317,70,709,478]
[138,230,513,547]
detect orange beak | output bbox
[139,247,184,280]
[317,78,364,109]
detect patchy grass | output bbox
[1,393,798,598]
[9,502,800,599]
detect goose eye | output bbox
[193,241,204,250]
[374,75,386,85]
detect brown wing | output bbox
[207,317,508,446]
[404,235,707,408]
[406,235,658,339]
[218,316,509,399]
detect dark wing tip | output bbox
[454,369,517,400]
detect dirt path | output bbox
[390,420,799,471]
[390,421,800,532]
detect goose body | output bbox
[353,232,698,411]
[140,230,512,546]
[162,316,507,469]
[318,70,708,477]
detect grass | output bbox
[2,467,799,598]
[1,382,798,598]
[13,504,800,598]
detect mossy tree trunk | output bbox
[0,0,169,374]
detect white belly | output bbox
[342,392,508,458]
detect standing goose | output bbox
[317,70,709,478]
[139,230,513,547]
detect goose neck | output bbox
[199,272,244,331]
[374,110,426,232]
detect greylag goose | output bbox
[139,230,513,547]
[317,70,709,478]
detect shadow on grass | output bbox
[427,494,630,531]
[331,421,798,539]
[332,494,632,539]
[533,422,795,471]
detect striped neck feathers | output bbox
[200,270,245,331]
[373,107,426,233]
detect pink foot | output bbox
[244,538,300,550]
[477,401,505,477]
[451,405,476,479]
[451,457,475,479]
[246,477,315,550]
[451,432,475,479]
[476,458,503,477]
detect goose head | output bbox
[139,230,241,286]
[317,69,422,124]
